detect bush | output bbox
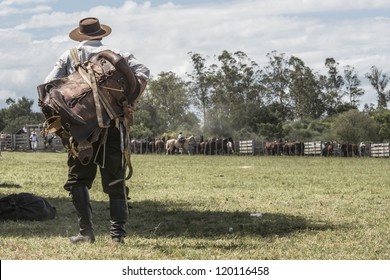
[332,109,380,142]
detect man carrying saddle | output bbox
[41,17,150,244]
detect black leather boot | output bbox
[109,198,128,244]
[69,186,95,244]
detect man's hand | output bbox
[127,103,136,113]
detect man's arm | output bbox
[126,54,150,104]
[44,51,70,83]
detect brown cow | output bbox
[265,140,284,155]
[155,139,165,154]
[199,140,208,155]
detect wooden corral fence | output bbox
[0,133,29,151]
[238,140,263,155]
[124,139,386,157]
[371,143,390,158]
[304,141,322,156]
[14,134,29,150]
[0,132,64,151]
[0,123,64,152]
[0,133,12,150]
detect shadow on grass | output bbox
[0,183,22,188]
[129,200,337,238]
[0,197,337,239]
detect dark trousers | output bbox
[64,124,127,200]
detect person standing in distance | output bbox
[29,131,38,152]
[44,17,150,244]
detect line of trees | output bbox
[0,97,44,134]
[134,50,390,143]
[2,50,390,143]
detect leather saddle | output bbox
[37,50,140,167]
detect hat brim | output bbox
[69,24,111,41]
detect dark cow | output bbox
[207,138,217,155]
[148,138,155,153]
[283,141,304,156]
[198,137,234,155]
[359,142,367,157]
[322,141,335,157]
[339,143,359,157]
[131,139,148,154]
[215,138,224,155]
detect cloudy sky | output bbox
[1,0,390,112]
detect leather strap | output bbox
[68,48,134,177]
[70,48,80,67]
[72,49,119,128]
[121,100,133,180]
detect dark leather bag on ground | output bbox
[0,193,56,221]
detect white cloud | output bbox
[1,0,51,4]
[235,0,390,14]
[1,0,390,111]
[0,89,17,100]
[0,5,51,16]
[0,0,52,16]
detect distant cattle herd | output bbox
[128,137,384,157]
[2,130,389,157]
[130,136,236,155]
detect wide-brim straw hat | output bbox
[69,17,111,41]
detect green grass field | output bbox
[1,151,390,260]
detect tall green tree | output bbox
[132,93,161,138]
[146,71,199,134]
[206,50,263,137]
[187,52,212,133]
[321,57,345,116]
[365,66,390,109]
[289,56,324,119]
[343,65,364,107]
[260,51,292,121]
